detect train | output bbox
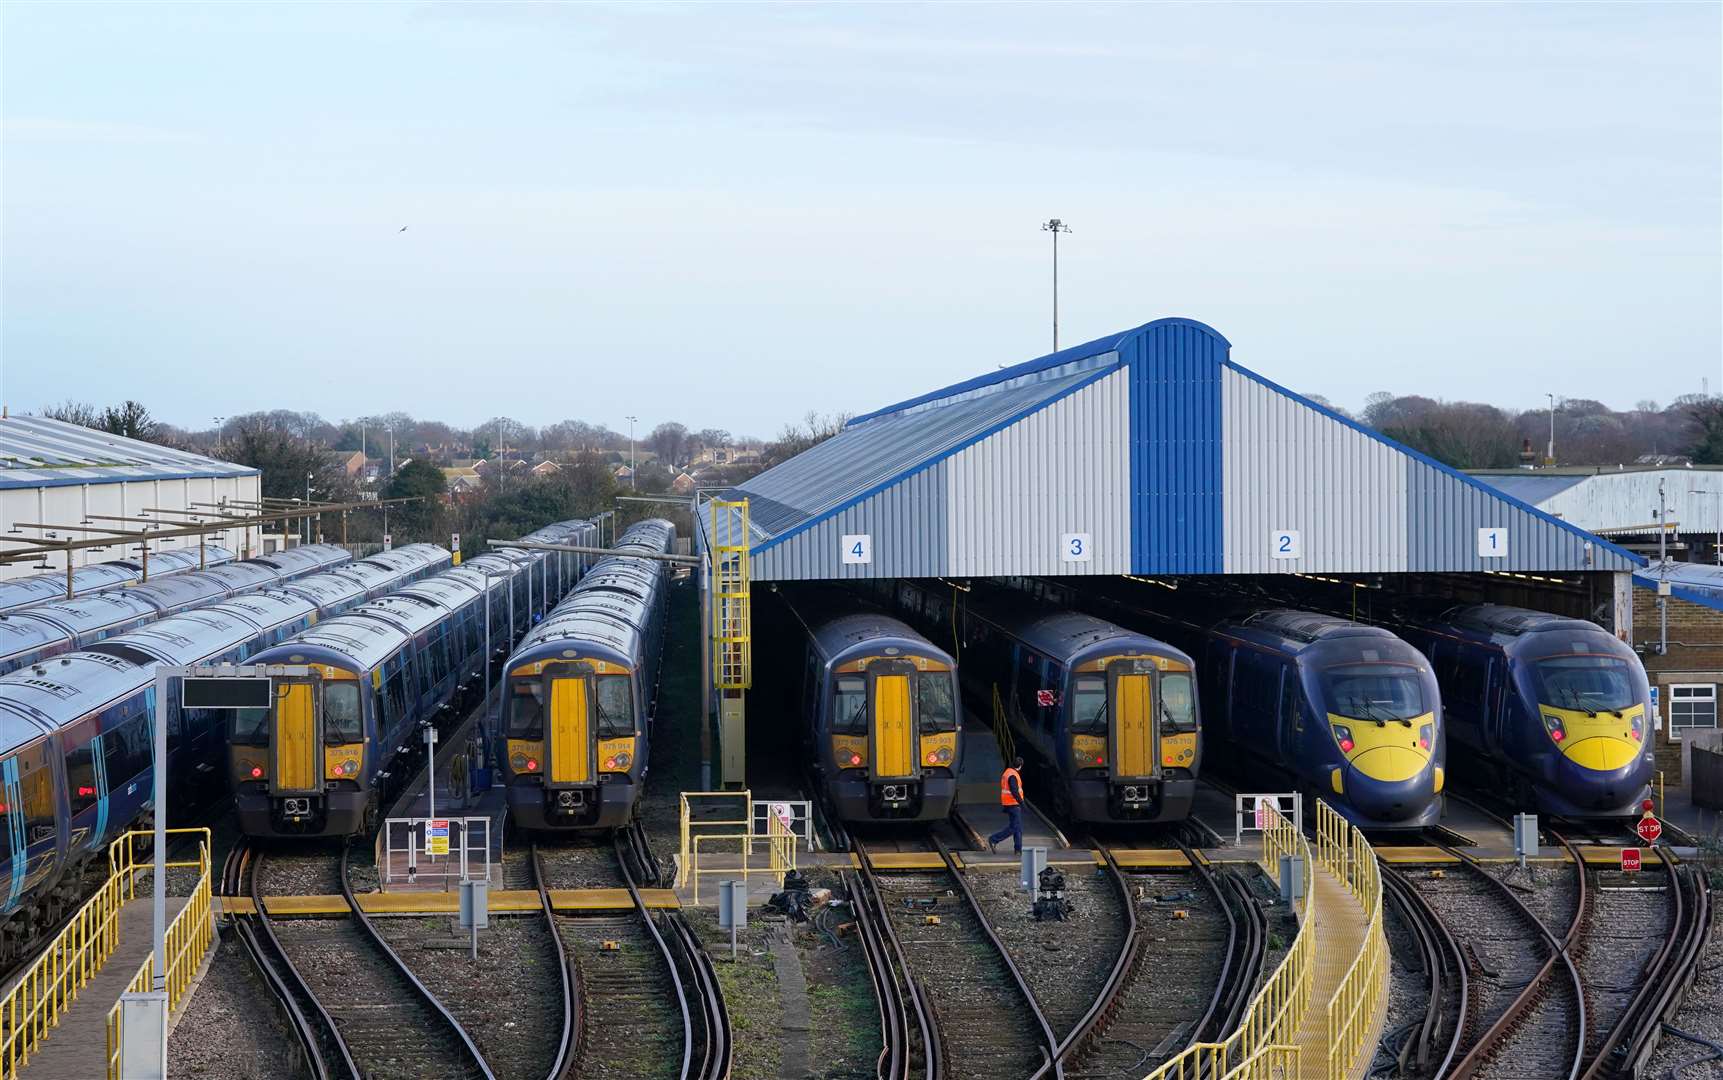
[234,520,598,839]
[0,544,237,614]
[496,519,676,830]
[0,543,450,961]
[0,544,359,678]
[1394,604,1653,818]
[882,579,1200,826]
[779,588,961,825]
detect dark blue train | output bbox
[235,521,597,838]
[1394,604,1653,818]
[0,544,357,677]
[496,519,676,830]
[0,542,449,963]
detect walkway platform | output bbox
[18,895,190,1080]
[1290,862,1384,1080]
[219,887,679,916]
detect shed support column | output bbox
[1610,570,1634,641]
[699,551,712,790]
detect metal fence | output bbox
[678,792,812,904]
[378,816,494,889]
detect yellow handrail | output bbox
[105,831,214,1079]
[1140,807,1316,1080]
[0,828,210,1080]
[1318,802,1387,1080]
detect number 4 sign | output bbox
[841,534,872,565]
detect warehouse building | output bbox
[1473,465,1723,562]
[0,414,261,580]
[694,316,1645,782]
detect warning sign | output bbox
[1036,690,1056,707]
[427,819,450,856]
[1255,797,1274,830]
[1621,847,1641,873]
[1637,815,1662,844]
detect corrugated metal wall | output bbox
[1127,321,1224,573]
[1222,367,1410,573]
[1407,465,1603,572]
[946,367,1130,576]
[751,463,949,581]
[1537,470,1723,534]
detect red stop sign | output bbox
[1621,848,1642,873]
[1638,816,1663,844]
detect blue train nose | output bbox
[1547,752,1654,815]
[1340,766,1439,826]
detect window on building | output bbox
[1669,684,1717,741]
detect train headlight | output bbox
[247,764,263,779]
[847,753,863,767]
[1418,724,1433,751]
[1331,724,1355,755]
[526,758,539,772]
[339,760,359,777]
[511,753,527,769]
[613,751,632,769]
[1541,713,1567,744]
[1630,714,1644,742]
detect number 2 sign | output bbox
[1270,530,1301,560]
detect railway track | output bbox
[1056,845,1267,1079]
[537,824,728,1080]
[224,841,494,1080]
[851,838,1059,1080]
[1376,865,1467,1078]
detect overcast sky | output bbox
[2,2,1718,438]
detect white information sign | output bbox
[1478,527,1508,559]
[841,534,872,565]
[1060,533,1093,563]
[1270,530,1301,560]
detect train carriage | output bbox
[497,519,675,831]
[0,545,238,616]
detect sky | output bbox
[2,2,1719,439]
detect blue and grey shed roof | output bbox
[0,414,257,489]
[702,317,1640,581]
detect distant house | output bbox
[474,456,526,477]
[333,450,367,477]
[670,471,697,494]
[531,460,562,477]
[612,464,634,481]
[442,467,482,499]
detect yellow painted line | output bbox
[867,853,946,870]
[1105,849,1195,869]
[1372,847,1462,865]
[549,888,681,911]
[221,887,680,917]
[1577,847,1665,867]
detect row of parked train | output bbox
[784,577,1653,839]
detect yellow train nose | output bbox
[1350,746,1427,783]
[1563,736,1639,772]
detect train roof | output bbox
[123,572,231,613]
[0,562,136,614]
[1439,604,1604,638]
[811,612,950,666]
[0,611,73,662]
[203,590,318,633]
[0,651,154,746]
[5,591,159,638]
[276,572,366,611]
[97,605,267,666]
[112,545,236,575]
[963,595,1189,667]
[1217,609,1414,659]
[249,544,351,577]
[197,561,280,593]
[507,520,673,666]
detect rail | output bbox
[1140,807,1314,1080]
[1315,801,1386,1080]
[102,829,217,1080]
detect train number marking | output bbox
[1477,527,1507,559]
[1270,531,1301,560]
[1061,533,1092,563]
[841,534,872,565]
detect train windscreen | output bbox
[1321,664,1426,723]
[1161,673,1197,731]
[915,673,956,733]
[1534,656,1637,714]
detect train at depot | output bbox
[0,542,450,963]
[0,544,359,677]
[884,580,1201,826]
[776,588,961,825]
[0,543,239,615]
[496,519,676,831]
[234,521,596,839]
[1394,604,1654,818]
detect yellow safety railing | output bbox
[0,828,210,1080]
[765,809,797,876]
[105,829,214,1079]
[710,499,751,691]
[678,790,753,902]
[1141,807,1316,1080]
[1317,801,1387,1080]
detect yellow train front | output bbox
[497,520,673,830]
[797,609,961,824]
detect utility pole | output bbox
[212,417,225,454]
[1658,477,1669,654]
[626,415,638,490]
[1041,218,1071,352]
[1545,393,1558,466]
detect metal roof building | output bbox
[0,414,262,580]
[702,317,1641,582]
[1472,465,1723,541]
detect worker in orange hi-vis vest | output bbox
[988,756,1026,854]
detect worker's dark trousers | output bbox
[989,805,1023,853]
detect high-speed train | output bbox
[1395,604,1653,818]
[497,519,676,830]
[234,521,597,838]
[0,544,360,678]
[780,589,962,825]
[0,544,238,614]
[883,579,1201,825]
[0,542,449,962]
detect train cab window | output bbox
[65,741,98,816]
[595,676,634,737]
[1322,664,1426,724]
[915,674,957,733]
[832,677,867,735]
[1534,656,1637,715]
[323,683,362,743]
[1070,676,1107,734]
[1161,674,1197,732]
[229,709,270,745]
[507,680,545,739]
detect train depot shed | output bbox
[696,315,1645,785]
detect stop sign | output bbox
[1638,816,1663,844]
[1622,848,1642,873]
